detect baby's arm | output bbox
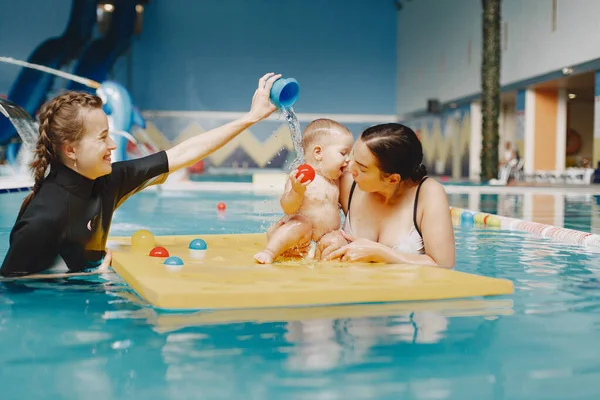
[280,169,311,215]
[280,182,304,214]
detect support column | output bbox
[450,111,462,180]
[514,89,526,164]
[593,70,600,167]
[555,88,567,173]
[533,89,559,171]
[524,88,536,175]
[469,101,482,180]
[523,88,560,174]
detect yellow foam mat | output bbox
[108,233,513,310]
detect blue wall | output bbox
[0,0,71,95]
[127,0,397,114]
[0,1,396,115]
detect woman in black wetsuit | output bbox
[1,72,281,277]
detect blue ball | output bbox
[164,256,184,266]
[189,238,207,250]
[461,211,475,226]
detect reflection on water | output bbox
[1,190,600,399]
[2,226,600,399]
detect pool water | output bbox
[1,189,600,399]
[447,192,600,234]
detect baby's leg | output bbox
[254,215,312,264]
[266,217,286,240]
[261,216,310,259]
[280,235,312,258]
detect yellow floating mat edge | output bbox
[108,233,514,310]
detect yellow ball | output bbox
[131,229,155,253]
[474,213,483,223]
[487,216,501,227]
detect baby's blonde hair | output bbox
[302,118,352,152]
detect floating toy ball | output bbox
[461,211,475,226]
[189,239,207,250]
[149,246,169,257]
[164,256,184,271]
[217,202,226,211]
[189,238,208,260]
[164,256,184,265]
[486,215,501,227]
[131,229,155,253]
[296,164,315,183]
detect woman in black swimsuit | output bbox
[321,123,456,268]
[1,72,281,277]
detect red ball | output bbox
[149,246,169,257]
[296,163,315,183]
[217,202,226,211]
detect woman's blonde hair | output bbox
[19,91,103,216]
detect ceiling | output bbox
[533,71,595,101]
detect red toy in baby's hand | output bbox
[295,163,315,183]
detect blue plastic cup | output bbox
[270,77,300,109]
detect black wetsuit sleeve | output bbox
[108,150,170,206]
[0,215,60,277]
[59,241,104,273]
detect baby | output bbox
[254,118,354,264]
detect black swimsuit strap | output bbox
[347,181,357,213]
[347,177,427,237]
[413,177,428,237]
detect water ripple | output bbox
[0,191,600,399]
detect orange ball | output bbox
[217,202,226,211]
[296,163,315,183]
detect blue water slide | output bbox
[66,0,138,92]
[67,0,139,162]
[0,0,98,145]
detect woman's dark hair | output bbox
[360,123,427,182]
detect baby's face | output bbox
[318,132,354,179]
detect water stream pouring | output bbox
[269,77,304,171]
